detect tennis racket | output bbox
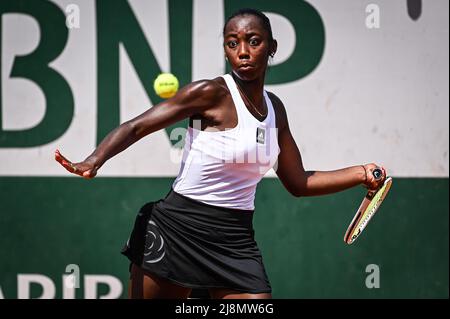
[344,168,393,245]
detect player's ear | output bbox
[270,39,278,58]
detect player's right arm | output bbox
[55,80,225,178]
[269,92,385,195]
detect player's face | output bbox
[223,15,274,81]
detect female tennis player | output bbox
[55,8,386,299]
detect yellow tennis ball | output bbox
[153,73,179,99]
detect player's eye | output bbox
[227,40,238,48]
[249,38,260,46]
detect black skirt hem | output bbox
[124,259,272,294]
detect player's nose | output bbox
[238,44,250,60]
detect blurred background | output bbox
[0,0,448,299]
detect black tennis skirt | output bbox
[121,189,271,293]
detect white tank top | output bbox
[172,74,280,210]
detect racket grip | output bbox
[373,168,382,180]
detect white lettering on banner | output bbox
[18,274,56,299]
[0,0,448,177]
[8,273,123,299]
[62,275,76,299]
[84,275,123,299]
[1,14,45,131]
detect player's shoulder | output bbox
[183,76,228,99]
[266,91,288,130]
[173,77,228,111]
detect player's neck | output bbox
[232,72,265,103]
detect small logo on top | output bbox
[257,127,265,144]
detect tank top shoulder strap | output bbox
[222,74,247,120]
[222,74,276,127]
[263,90,276,127]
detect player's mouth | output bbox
[238,63,254,70]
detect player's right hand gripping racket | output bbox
[344,168,393,245]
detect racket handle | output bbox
[373,168,383,180]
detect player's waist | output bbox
[158,189,255,228]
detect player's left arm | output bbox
[268,92,385,197]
